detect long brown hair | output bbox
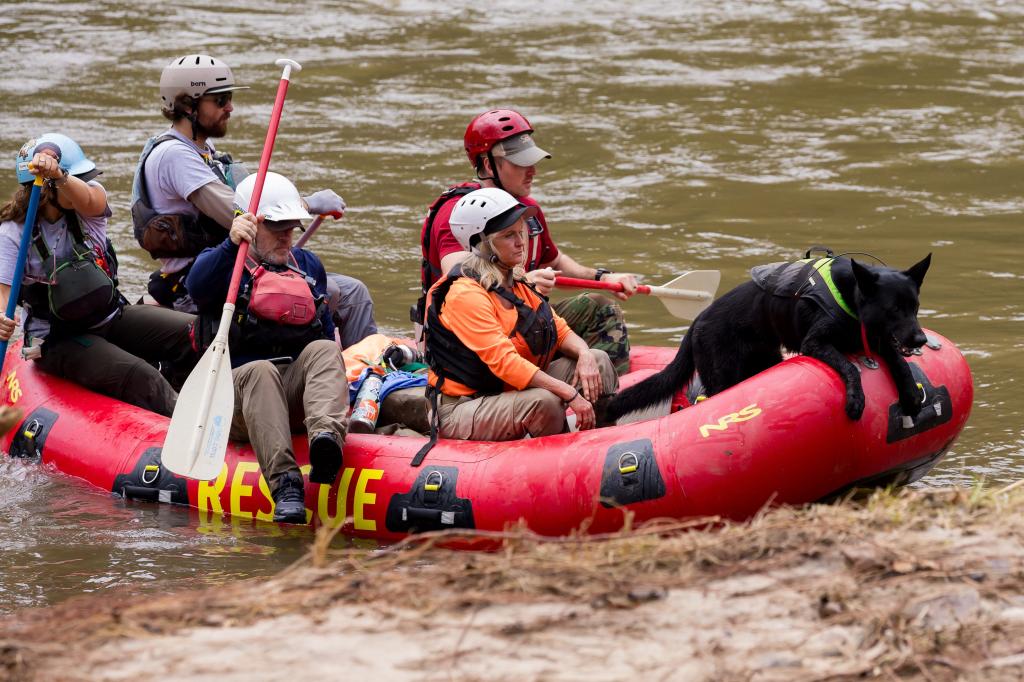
[0,182,55,224]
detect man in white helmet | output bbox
[186,171,348,524]
[132,54,376,348]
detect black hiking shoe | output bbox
[308,431,343,485]
[271,471,307,524]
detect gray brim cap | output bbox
[492,133,551,167]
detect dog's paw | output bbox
[900,396,924,418]
[898,382,926,417]
[845,393,865,420]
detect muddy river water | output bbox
[0,0,1021,612]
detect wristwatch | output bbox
[594,267,612,281]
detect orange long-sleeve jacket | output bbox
[427,277,571,397]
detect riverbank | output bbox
[3,484,1024,682]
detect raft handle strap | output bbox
[411,382,442,467]
[803,245,835,260]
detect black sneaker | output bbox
[308,431,343,485]
[271,471,307,524]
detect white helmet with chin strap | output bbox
[234,172,312,222]
[160,54,249,113]
[449,187,537,257]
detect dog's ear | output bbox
[851,259,878,296]
[904,253,932,289]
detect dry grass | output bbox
[4,483,1024,681]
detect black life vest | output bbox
[419,182,480,294]
[131,134,241,259]
[192,257,328,360]
[20,210,123,331]
[412,265,558,466]
[412,182,480,324]
[424,265,558,396]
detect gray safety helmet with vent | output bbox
[159,54,249,112]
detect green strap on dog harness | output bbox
[800,257,857,320]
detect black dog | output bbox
[606,253,932,422]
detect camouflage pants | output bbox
[553,293,630,375]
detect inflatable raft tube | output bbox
[0,332,971,541]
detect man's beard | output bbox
[194,115,228,139]
[252,243,289,266]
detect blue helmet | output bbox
[15,133,97,184]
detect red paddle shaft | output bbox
[555,276,651,295]
[225,59,301,304]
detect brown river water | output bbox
[0,0,1021,612]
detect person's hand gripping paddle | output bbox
[162,59,302,480]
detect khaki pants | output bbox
[36,304,195,417]
[229,339,348,486]
[437,350,619,442]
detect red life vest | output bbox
[245,256,316,326]
[414,181,547,325]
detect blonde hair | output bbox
[461,235,527,291]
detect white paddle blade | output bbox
[656,270,721,320]
[161,343,235,481]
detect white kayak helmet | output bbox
[160,54,249,112]
[449,187,537,256]
[234,172,312,222]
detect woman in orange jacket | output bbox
[421,187,618,442]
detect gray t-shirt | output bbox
[143,129,221,274]
[0,181,112,339]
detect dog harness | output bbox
[751,256,876,354]
[750,257,857,322]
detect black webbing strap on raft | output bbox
[411,379,443,467]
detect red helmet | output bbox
[464,109,534,164]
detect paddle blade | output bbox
[161,343,235,481]
[657,270,721,320]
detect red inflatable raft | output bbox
[0,331,971,541]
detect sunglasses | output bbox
[204,92,233,108]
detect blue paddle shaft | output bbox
[0,177,44,371]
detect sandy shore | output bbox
[3,485,1024,682]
